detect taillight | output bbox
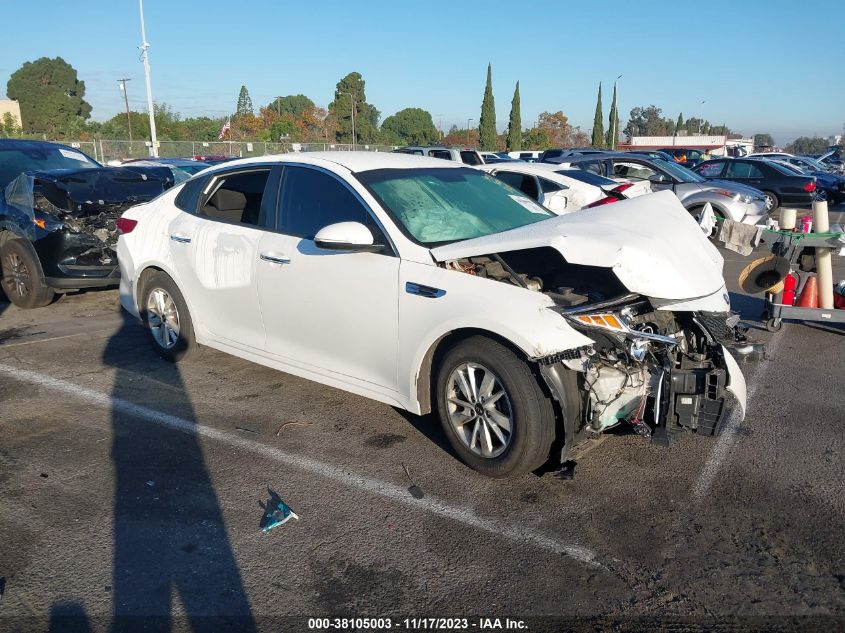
[116,217,138,234]
[803,181,816,192]
[584,196,619,208]
[606,183,634,200]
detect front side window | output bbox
[198,169,272,226]
[278,166,384,242]
[357,167,552,246]
[613,162,657,181]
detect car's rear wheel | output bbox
[435,336,556,477]
[762,190,779,213]
[0,237,55,309]
[139,271,197,362]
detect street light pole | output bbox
[117,78,133,143]
[436,113,443,139]
[340,91,355,150]
[467,118,473,146]
[138,0,158,157]
[698,100,706,134]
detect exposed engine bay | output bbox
[4,167,169,265]
[441,246,740,454]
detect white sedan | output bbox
[477,162,650,213]
[117,152,746,478]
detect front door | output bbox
[167,166,277,350]
[256,165,400,393]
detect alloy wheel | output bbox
[2,252,31,298]
[764,194,775,211]
[146,287,181,350]
[445,362,514,458]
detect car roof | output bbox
[197,151,467,174]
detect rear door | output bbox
[256,165,400,393]
[724,160,765,189]
[167,166,277,350]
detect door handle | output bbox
[170,235,191,244]
[259,253,291,265]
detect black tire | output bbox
[435,336,556,478]
[766,317,783,333]
[0,237,55,309]
[762,190,780,213]
[139,271,197,362]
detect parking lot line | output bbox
[691,331,784,501]
[0,362,602,569]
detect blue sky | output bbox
[1,0,842,144]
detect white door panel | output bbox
[257,232,400,391]
[168,212,265,349]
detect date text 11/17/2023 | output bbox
[307,617,528,630]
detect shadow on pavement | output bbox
[102,315,256,632]
[47,601,93,633]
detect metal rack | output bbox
[758,229,845,332]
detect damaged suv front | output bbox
[429,190,746,461]
[0,140,170,308]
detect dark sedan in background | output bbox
[692,157,817,212]
[0,139,170,308]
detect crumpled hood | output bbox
[430,190,726,301]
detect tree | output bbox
[591,83,604,148]
[605,83,619,148]
[753,133,775,147]
[328,72,380,144]
[506,81,522,151]
[522,127,551,150]
[537,111,574,147]
[381,108,439,145]
[1,112,22,137]
[478,63,497,150]
[675,113,684,135]
[785,136,829,155]
[235,85,253,117]
[624,105,674,139]
[6,57,92,136]
[267,94,314,118]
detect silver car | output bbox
[549,153,768,225]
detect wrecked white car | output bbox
[116,153,746,478]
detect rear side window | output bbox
[724,161,763,178]
[174,176,208,213]
[696,162,724,178]
[493,171,540,200]
[278,166,387,245]
[540,178,566,193]
[198,169,272,226]
[429,150,453,160]
[460,151,482,166]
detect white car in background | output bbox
[477,162,650,213]
[117,152,745,478]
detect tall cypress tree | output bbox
[675,112,684,135]
[478,63,497,150]
[506,81,522,151]
[591,82,604,148]
[605,83,618,148]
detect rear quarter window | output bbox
[174,175,208,213]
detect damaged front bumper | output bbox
[32,227,120,289]
[538,302,747,456]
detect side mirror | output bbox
[314,221,383,253]
[649,173,669,184]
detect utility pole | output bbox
[467,118,473,146]
[339,91,355,150]
[275,96,282,116]
[138,0,158,157]
[117,79,133,143]
[436,113,443,139]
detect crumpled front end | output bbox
[4,168,168,286]
[546,295,746,446]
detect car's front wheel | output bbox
[139,271,197,362]
[435,336,556,477]
[0,236,55,309]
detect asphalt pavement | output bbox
[0,229,844,631]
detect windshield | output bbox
[796,157,825,171]
[650,158,707,183]
[0,145,99,188]
[356,167,553,246]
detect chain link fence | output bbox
[56,140,399,164]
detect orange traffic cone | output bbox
[796,275,819,308]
